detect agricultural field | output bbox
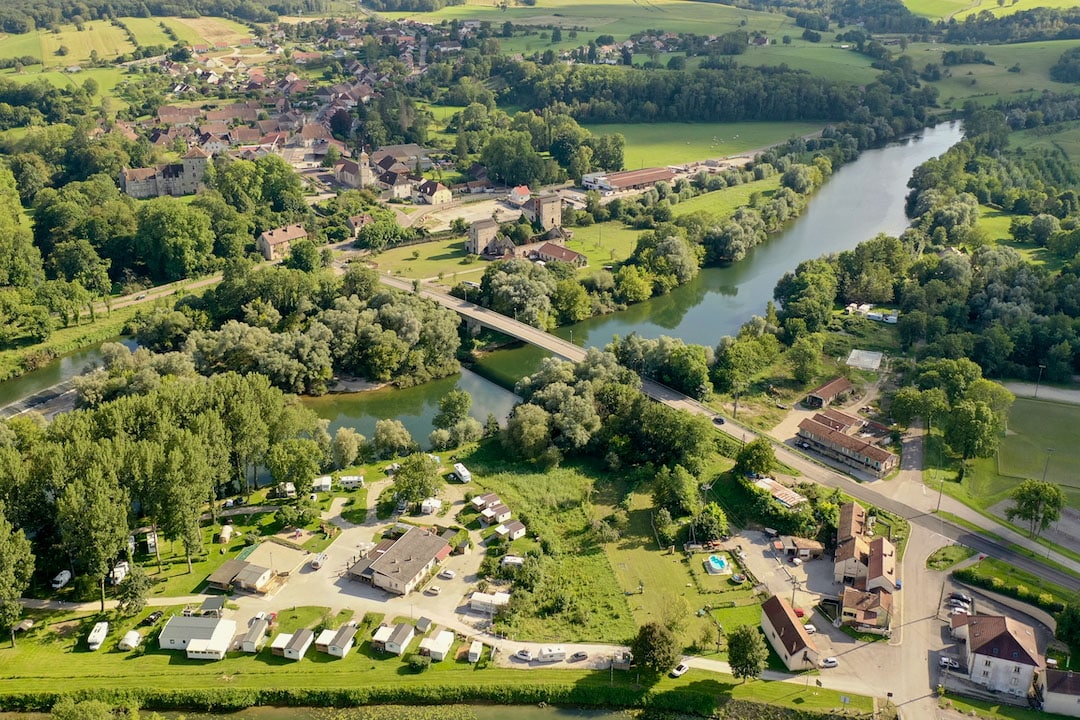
[379,0,797,44]
[581,121,824,169]
[0,30,44,64]
[38,23,135,67]
[173,16,253,47]
[0,65,128,100]
[745,43,882,84]
[118,17,181,47]
[905,0,1080,19]
[907,38,1080,108]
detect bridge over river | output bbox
[379,274,1080,593]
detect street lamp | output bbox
[1035,364,1046,399]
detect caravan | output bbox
[87,622,109,651]
[453,462,472,483]
[537,645,566,663]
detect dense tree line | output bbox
[0,0,281,33]
[943,7,1080,45]
[503,349,715,474]
[362,0,463,10]
[133,262,462,392]
[1051,47,1080,84]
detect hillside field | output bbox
[905,0,1080,19]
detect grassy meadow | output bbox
[1012,120,1080,165]
[39,23,135,67]
[582,122,824,169]
[905,0,1080,19]
[976,205,1062,269]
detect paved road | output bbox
[380,275,1080,592]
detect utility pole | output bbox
[1034,363,1046,399]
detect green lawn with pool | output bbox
[582,122,824,169]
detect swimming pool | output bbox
[706,555,727,573]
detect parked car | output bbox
[140,611,163,627]
[821,657,839,668]
[948,592,973,604]
[712,416,725,425]
[250,611,266,626]
[569,651,588,662]
[940,657,961,670]
[946,600,971,611]
[794,607,806,618]
[426,585,442,595]
[670,662,690,677]
[790,557,803,566]
[439,569,457,580]
[514,649,533,661]
[804,624,817,634]
[949,608,969,617]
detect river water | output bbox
[0,123,962,442]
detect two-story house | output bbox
[952,614,1042,697]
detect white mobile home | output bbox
[341,475,364,490]
[118,630,141,651]
[453,463,472,483]
[270,632,292,656]
[284,628,314,660]
[159,616,237,661]
[327,623,358,657]
[241,618,269,653]
[315,628,336,653]
[468,640,484,663]
[384,623,414,656]
[418,629,455,662]
[312,476,333,493]
[470,590,511,614]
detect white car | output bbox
[426,585,442,595]
[804,623,817,634]
[940,656,961,670]
[439,569,457,580]
[821,657,839,668]
[670,662,690,677]
[514,649,533,661]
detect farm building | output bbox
[804,377,853,409]
[760,595,818,672]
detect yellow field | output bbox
[173,16,252,46]
[906,0,1080,19]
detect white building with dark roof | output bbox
[158,616,237,661]
[760,595,817,671]
[952,614,1042,696]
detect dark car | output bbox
[141,611,163,627]
[948,592,972,604]
[712,416,725,425]
[569,651,589,662]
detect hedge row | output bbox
[0,683,865,719]
[953,566,1066,613]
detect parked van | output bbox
[87,621,109,651]
[537,645,567,663]
[310,552,328,570]
[51,570,72,589]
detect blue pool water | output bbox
[708,555,727,572]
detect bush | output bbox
[407,654,431,672]
[953,567,1066,613]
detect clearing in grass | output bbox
[582,122,824,169]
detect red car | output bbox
[794,607,806,618]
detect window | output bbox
[982,671,990,677]
[1010,678,1019,686]
[985,660,992,667]
[1014,666,1021,673]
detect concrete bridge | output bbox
[378,274,1080,592]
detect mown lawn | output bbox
[926,544,975,571]
[1013,120,1080,165]
[38,23,135,67]
[582,122,823,169]
[369,238,477,280]
[747,43,881,84]
[977,205,1065,270]
[673,175,783,219]
[565,221,642,269]
[119,17,180,47]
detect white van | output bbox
[87,621,109,651]
[51,570,72,589]
[310,552,328,570]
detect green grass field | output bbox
[976,205,1062,269]
[1012,121,1080,165]
[380,0,797,44]
[673,175,783,218]
[0,30,44,64]
[746,43,882,84]
[38,23,135,67]
[118,17,180,47]
[907,39,1080,108]
[565,221,642,269]
[926,544,975,571]
[582,122,824,169]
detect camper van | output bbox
[51,570,72,589]
[310,552,328,570]
[87,621,109,651]
[453,462,472,483]
[537,645,567,663]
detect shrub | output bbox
[407,654,431,673]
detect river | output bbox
[475,121,964,386]
[0,123,962,440]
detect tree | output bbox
[266,438,324,497]
[788,334,822,384]
[393,453,441,506]
[57,468,129,611]
[1006,479,1066,539]
[1056,603,1080,651]
[651,465,701,517]
[735,438,775,477]
[284,239,321,272]
[135,198,215,281]
[0,502,33,646]
[630,621,680,674]
[944,399,1000,466]
[727,624,769,682]
[332,427,366,469]
[433,389,472,430]
[373,419,417,459]
[691,502,729,542]
[502,403,552,460]
[115,564,151,616]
